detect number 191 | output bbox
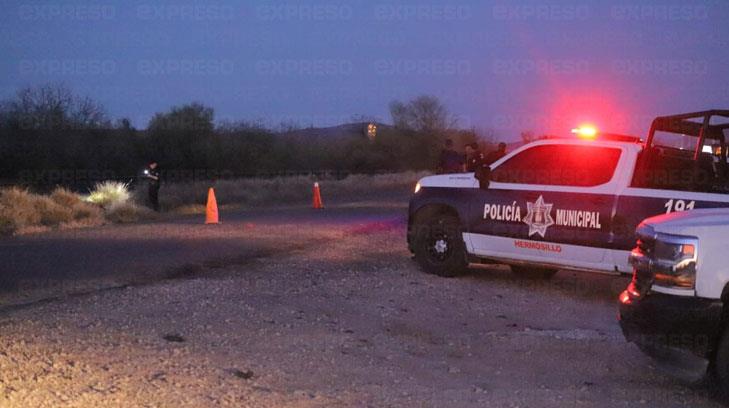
[664,199,695,214]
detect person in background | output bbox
[437,139,464,174]
[485,142,507,165]
[144,161,161,212]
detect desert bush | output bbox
[71,201,104,221]
[0,187,107,236]
[0,188,41,229]
[33,195,74,226]
[52,187,104,221]
[87,181,131,208]
[50,187,83,207]
[105,201,154,224]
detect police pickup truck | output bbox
[619,208,729,389]
[407,110,729,278]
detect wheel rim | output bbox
[425,227,453,263]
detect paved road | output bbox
[0,205,406,305]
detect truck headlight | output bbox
[414,182,421,194]
[652,234,698,290]
[655,241,695,264]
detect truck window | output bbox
[631,131,729,193]
[651,130,696,150]
[491,145,621,187]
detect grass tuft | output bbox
[86,181,131,208]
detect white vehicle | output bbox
[619,208,729,387]
[407,110,729,278]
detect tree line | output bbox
[0,84,494,189]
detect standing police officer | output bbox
[465,143,490,188]
[144,161,161,211]
[465,143,484,172]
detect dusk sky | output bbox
[1,0,727,140]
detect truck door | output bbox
[465,143,623,272]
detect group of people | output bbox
[438,139,506,173]
[437,140,507,188]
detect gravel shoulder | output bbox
[0,206,723,407]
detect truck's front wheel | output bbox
[413,215,468,278]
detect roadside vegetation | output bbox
[0,183,153,236]
[0,187,103,236]
[0,171,427,236]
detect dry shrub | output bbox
[0,188,41,230]
[0,187,107,236]
[106,202,155,224]
[33,196,74,226]
[50,187,83,207]
[52,187,105,224]
[73,201,103,220]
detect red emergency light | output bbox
[571,125,598,139]
[567,124,642,143]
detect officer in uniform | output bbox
[144,161,161,211]
[465,143,490,188]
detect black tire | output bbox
[413,215,469,277]
[510,265,558,280]
[714,326,729,396]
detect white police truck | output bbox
[407,110,729,278]
[619,208,729,389]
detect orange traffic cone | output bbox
[205,187,220,224]
[312,182,324,209]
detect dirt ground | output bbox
[0,206,723,407]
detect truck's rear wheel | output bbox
[510,265,558,280]
[413,215,468,277]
